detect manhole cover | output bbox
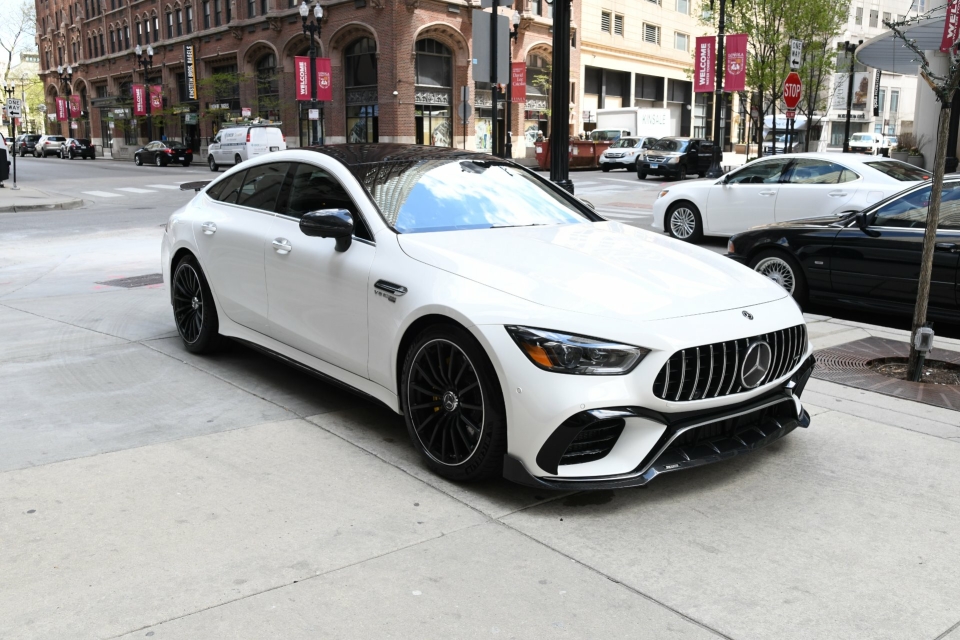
[813,337,960,410]
[97,273,164,288]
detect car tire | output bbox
[678,166,688,181]
[601,165,611,172]
[135,154,143,166]
[208,155,219,171]
[637,170,647,180]
[666,201,703,243]
[234,154,242,166]
[172,255,222,354]
[749,250,808,305]
[156,155,165,167]
[401,324,507,482]
[182,161,191,167]
[19,149,25,157]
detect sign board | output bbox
[783,71,802,109]
[183,45,198,100]
[71,121,78,129]
[242,107,251,117]
[458,102,471,121]
[789,39,803,70]
[511,62,526,103]
[694,36,716,93]
[308,108,319,120]
[785,109,796,119]
[472,10,509,85]
[873,69,882,116]
[6,98,21,118]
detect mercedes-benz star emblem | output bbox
[742,310,754,320]
[740,341,773,388]
[442,391,459,413]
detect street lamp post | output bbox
[547,0,574,194]
[704,0,728,179]
[3,83,19,190]
[840,40,861,153]
[505,10,520,159]
[56,64,73,138]
[300,1,324,146]
[135,44,155,143]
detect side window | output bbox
[215,170,248,205]
[235,162,291,212]
[937,183,960,230]
[280,163,373,241]
[873,186,929,228]
[786,159,853,185]
[205,177,228,200]
[212,132,221,144]
[726,159,789,184]
[838,168,860,183]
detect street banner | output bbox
[132,84,147,116]
[56,97,67,121]
[150,85,163,111]
[694,36,715,93]
[316,57,332,101]
[69,94,81,118]
[294,56,310,100]
[511,62,526,103]
[873,70,882,116]
[183,44,198,99]
[724,34,747,92]
[943,0,960,51]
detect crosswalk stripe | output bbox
[116,187,158,194]
[81,190,123,198]
[147,184,183,190]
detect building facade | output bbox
[34,0,578,159]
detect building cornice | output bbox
[581,41,691,72]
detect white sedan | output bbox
[163,144,814,490]
[652,152,929,243]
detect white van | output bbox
[207,125,286,171]
[848,132,885,155]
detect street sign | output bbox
[308,108,319,120]
[458,101,472,121]
[241,107,251,117]
[789,39,803,70]
[6,98,22,118]
[785,109,796,119]
[783,72,803,109]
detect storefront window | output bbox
[414,39,452,147]
[345,38,378,143]
[256,54,280,121]
[525,53,550,147]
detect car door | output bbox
[775,158,858,223]
[830,181,960,310]
[191,164,282,332]
[144,142,158,162]
[262,161,377,377]
[209,132,222,163]
[704,157,792,235]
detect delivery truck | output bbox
[594,108,673,139]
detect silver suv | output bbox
[34,135,66,158]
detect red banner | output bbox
[316,57,332,102]
[724,34,748,92]
[294,56,310,100]
[69,94,82,118]
[56,97,67,121]
[695,36,716,93]
[150,85,163,111]
[943,0,960,51]
[511,61,526,103]
[132,84,147,116]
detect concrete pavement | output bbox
[2,160,960,639]
[0,183,84,212]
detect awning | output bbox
[856,8,947,75]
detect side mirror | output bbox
[856,211,881,237]
[300,209,354,252]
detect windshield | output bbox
[591,130,622,141]
[611,138,639,148]
[651,139,688,152]
[864,160,930,181]
[359,159,589,233]
[851,133,874,142]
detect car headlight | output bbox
[666,156,680,163]
[658,190,670,199]
[506,326,649,375]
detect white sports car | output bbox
[652,152,930,243]
[162,144,814,489]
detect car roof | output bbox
[307,143,498,169]
[752,152,893,165]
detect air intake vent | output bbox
[652,324,807,402]
[559,418,625,466]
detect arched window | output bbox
[345,37,378,143]
[414,39,452,147]
[135,19,142,45]
[256,54,279,121]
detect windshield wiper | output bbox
[489,223,550,229]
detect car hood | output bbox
[398,222,788,322]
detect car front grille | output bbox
[605,152,624,158]
[559,418,625,466]
[652,324,807,402]
[646,155,667,163]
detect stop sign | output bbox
[783,72,803,109]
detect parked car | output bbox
[161,144,814,489]
[59,138,96,160]
[34,135,66,157]
[652,153,930,242]
[15,134,41,157]
[589,129,630,142]
[848,132,885,155]
[207,125,286,171]
[728,178,960,321]
[637,137,713,181]
[598,136,658,172]
[134,141,193,167]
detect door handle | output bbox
[935,242,959,253]
[828,191,849,197]
[272,238,292,254]
[201,222,217,234]
[758,190,777,197]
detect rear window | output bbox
[864,160,931,182]
[26,135,41,142]
[48,136,66,142]
[169,143,189,150]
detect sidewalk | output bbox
[0,183,83,213]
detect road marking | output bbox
[146,184,183,190]
[81,190,123,198]
[116,187,158,194]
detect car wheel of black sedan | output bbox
[750,250,808,304]
[156,155,165,167]
[401,324,507,482]
[172,255,222,354]
[135,154,143,166]
[182,161,191,167]
[666,201,703,243]
[637,169,648,180]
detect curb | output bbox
[0,198,85,213]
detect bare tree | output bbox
[0,0,36,84]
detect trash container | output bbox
[0,148,9,183]
[534,139,550,171]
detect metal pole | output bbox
[5,86,18,189]
[506,59,512,158]
[490,5,499,157]
[705,0,727,178]
[549,0,574,193]
[310,33,318,146]
[843,42,855,153]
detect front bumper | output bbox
[503,355,815,490]
[599,155,637,167]
[640,162,680,176]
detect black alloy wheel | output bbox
[172,256,221,353]
[402,326,506,481]
[135,154,143,166]
[156,155,165,167]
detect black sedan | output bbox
[727,179,960,322]
[59,138,96,160]
[134,141,193,167]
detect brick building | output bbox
[35,0,580,160]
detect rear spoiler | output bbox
[180,181,211,192]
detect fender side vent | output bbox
[559,418,626,466]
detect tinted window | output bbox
[651,139,688,152]
[215,170,248,204]
[785,159,858,184]
[280,164,372,240]
[726,159,789,184]
[26,135,40,142]
[864,160,931,182]
[48,136,65,142]
[871,183,960,228]
[205,177,228,200]
[76,139,91,145]
[169,143,189,150]
[235,163,291,212]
